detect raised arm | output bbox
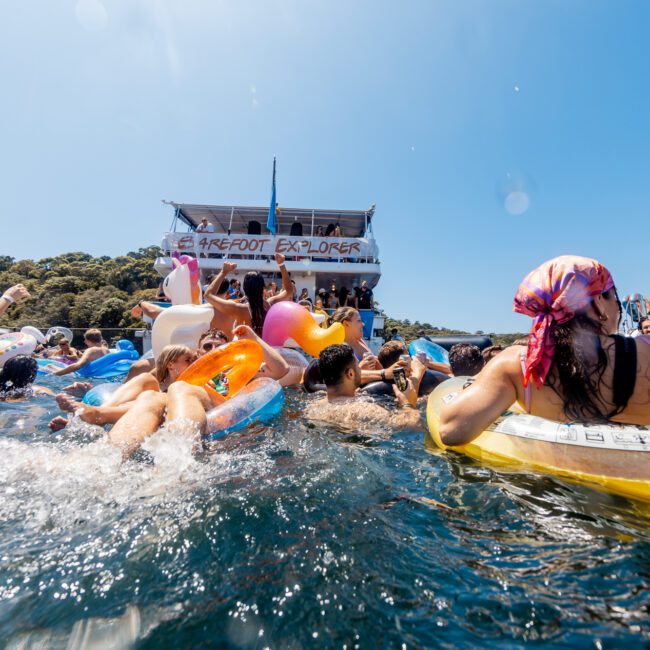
[0,284,30,319]
[268,253,293,305]
[205,262,248,319]
[232,325,289,381]
[437,351,518,446]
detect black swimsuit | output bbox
[610,335,637,415]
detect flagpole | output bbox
[267,157,277,236]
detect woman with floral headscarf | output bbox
[439,255,650,446]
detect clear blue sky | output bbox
[1,1,648,332]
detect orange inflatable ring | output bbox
[177,339,264,399]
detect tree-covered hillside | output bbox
[382,314,526,347]
[0,247,161,330]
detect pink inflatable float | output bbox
[262,301,344,358]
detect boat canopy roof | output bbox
[164,201,376,237]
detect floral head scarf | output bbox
[513,255,614,388]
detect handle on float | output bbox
[178,339,264,399]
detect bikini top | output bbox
[520,334,638,415]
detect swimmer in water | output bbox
[0,355,52,400]
[438,255,650,446]
[50,329,108,376]
[304,344,424,432]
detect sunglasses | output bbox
[202,340,225,352]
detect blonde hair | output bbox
[154,345,193,383]
[331,307,358,324]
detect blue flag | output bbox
[267,157,277,236]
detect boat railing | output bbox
[160,232,379,265]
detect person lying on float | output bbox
[49,325,289,441]
[438,255,650,447]
[51,328,108,376]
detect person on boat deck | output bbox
[357,280,374,310]
[50,326,290,446]
[227,278,240,300]
[0,283,30,319]
[330,307,381,369]
[448,343,484,377]
[51,328,108,376]
[638,316,650,336]
[313,298,329,327]
[439,255,650,447]
[196,216,215,234]
[205,253,293,338]
[304,344,423,431]
[298,288,312,304]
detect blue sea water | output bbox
[1,378,649,649]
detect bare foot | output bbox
[56,393,84,413]
[62,381,92,397]
[48,416,69,431]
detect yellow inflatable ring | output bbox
[426,377,650,502]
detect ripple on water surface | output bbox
[1,386,649,648]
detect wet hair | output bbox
[331,306,358,324]
[198,329,228,346]
[242,271,267,335]
[547,288,622,422]
[378,340,406,369]
[217,280,230,296]
[84,328,102,345]
[481,345,504,363]
[298,300,313,311]
[0,355,37,395]
[639,316,650,332]
[154,345,193,383]
[318,344,355,387]
[449,344,484,377]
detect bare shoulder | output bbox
[475,345,522,383]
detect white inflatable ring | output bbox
[0,332,37,367]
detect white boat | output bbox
[143,201,384,354]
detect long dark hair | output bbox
[243,272,267,335]
[338,287,349,307]
[547,289,621,422]
[0,355,37,396]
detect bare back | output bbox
[501,340,650,425]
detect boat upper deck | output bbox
[156,202,381,288]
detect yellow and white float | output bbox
[426,377,650,502]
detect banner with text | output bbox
[162,233,377,258]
